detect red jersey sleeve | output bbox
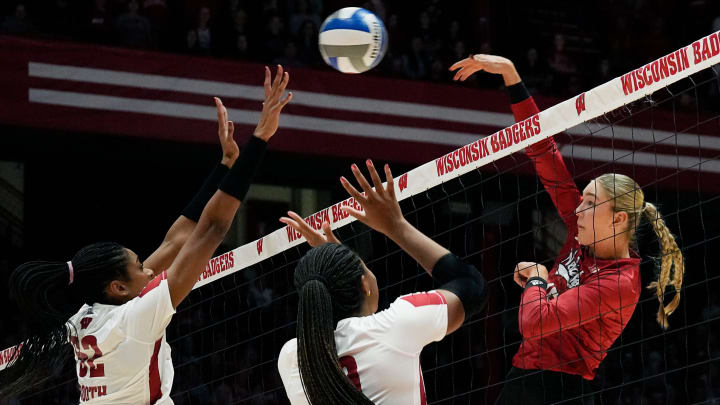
[518,272,635,341]
[510,94,581,229]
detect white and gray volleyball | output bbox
[319,7,388,74]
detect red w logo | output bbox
[80,317,92,329]
[256,238,264,255]
[398,173,408,192]
[575,93,586,116]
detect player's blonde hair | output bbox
[596,173,684,329]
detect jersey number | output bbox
[339,355,362,391]
[70,335,105,378]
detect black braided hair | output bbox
[0,242,130,398]
[294,243,374,405]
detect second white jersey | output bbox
[67,272,176,405]
[278,291,448,405]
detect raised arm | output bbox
[165,66,292,308]
[450,54,581,228]
[339,161,487,334]
[144,98,240,275]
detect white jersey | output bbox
[278,291,448,405]
[67,272,176,404]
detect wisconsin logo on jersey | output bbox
[556,248,582,289]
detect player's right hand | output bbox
[449,54,515,81]
[513,261,549,288]
[280,211,341,247]
[214,97,239,167]
[253,65,293,142]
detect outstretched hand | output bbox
[214,97,239,167]
[339,160,405,237]
[280,211,341,247]
[254,65,293,142]
[449,54,520,86]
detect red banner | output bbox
[1,35,718,191]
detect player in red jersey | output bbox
[1,66,292,404]
[450,55,685,404]
[277,161,487,405]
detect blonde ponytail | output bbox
[643,202,684,329]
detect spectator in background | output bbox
[143,0,169,48]
[417,11,440,60]
[547,33,576,75]
[230,33,253,60]
[86,0,113,43]
[518,47,550,94]
[186,6,212,54]
[445,20,463,48]
[547,33,576,96]
[0,3,35,35]
[288,0,319,36]
[262,14,286,62]
[402,37,428,79]
[296,19,320,67]
[429,58,445,82]
[115,0,152,48]
[274,41,303,68]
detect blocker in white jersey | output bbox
[67,272,175,404]
[279,291,448,405]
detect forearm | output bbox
[167,191,239,307]
[145,162,230,273]
[385,219,449,275]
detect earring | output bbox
[367,290,371,297]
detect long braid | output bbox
[0,242,129,398]
[294,243,374,405]
[644,202,684,329]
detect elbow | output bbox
[204,218,233,241]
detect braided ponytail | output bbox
[643,202,684,329]
[595,174,685,329]
[294,243,374,405]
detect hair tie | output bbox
[67,261,74,285]
[305,274,329,287]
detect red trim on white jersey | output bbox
[401,291,447,307]
[419,364,427,405]
[139,271,167,298]
[148,339,162,404]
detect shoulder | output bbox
[278,338,298,368]
[139,271,168,298]
[396,291,447,307]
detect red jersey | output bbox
[510,94,642,380]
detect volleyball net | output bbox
[8,31,720,404]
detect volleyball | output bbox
[318,7,388,74]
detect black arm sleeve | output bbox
[432,253,488,319]
[181,163,230,222]
[506,81,531,104]
[218,136,267,201]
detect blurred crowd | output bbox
[2,0,719,98]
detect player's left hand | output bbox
[514,262,549,288]
[280,211,341,247]
[340,160,405,237]
[214,97,239,167]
